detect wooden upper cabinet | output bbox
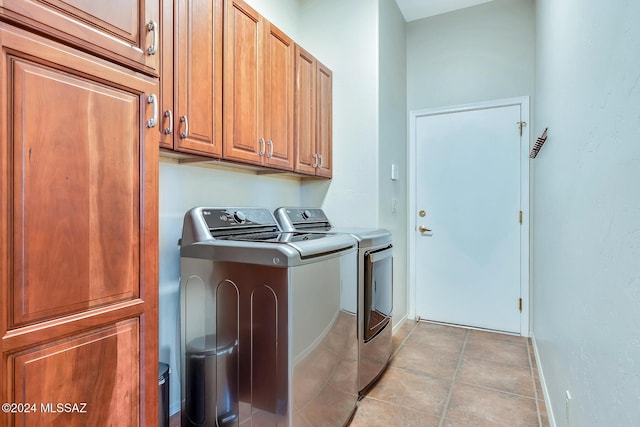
[294,44,332,178]
[176,0,223,156]
[315,61,333,178]
[263,23,294,170]
[223,0,263,165]
[0,23,158,425]
[0,0,160,75]
[223,0,294,171]
[158,0,223,156]
[294,45,317,176]
[157,0,174,150]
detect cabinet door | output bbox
[158,0,174,149]
[293,44,317,175]
[11,321,141,426]
[223,0,264,165]
[0,24,158,426]
[263,23,294,171]
[315,61,333,178]
[0,0,160,75]
[174,0,223,156]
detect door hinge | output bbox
[519,211,523,224]
[519,298,523,312]
[517,121,527,136]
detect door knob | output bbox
[418,225,432,233]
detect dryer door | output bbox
[363,245,393,342]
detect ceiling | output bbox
[394,0,495,22]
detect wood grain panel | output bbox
[43,0,138,41]
[10,319,140,426]
[293,44,317,175]
[263,23,293,171]
[316,61,332,178]
[175,0,222,156]
[223,0,263,165]
[157,0,175,149]
[10,59,140,327]
[0,24,158,426]
[0,0,159,75]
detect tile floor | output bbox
[349,320,549,427]
[170,320,550,427]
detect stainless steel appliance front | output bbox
[363,246,393,342]
[180,207,358,426]
[273,207,394,393]
[358,244,393,392]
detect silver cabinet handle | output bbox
[259,138,265,156]
[164,110,173,135]
[312,153,319,168]
[267,140,273,158]
[146,94,157,128]
[180,115,188,138]
[318,154,323,168]
[147,20,158,55]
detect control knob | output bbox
[301,209,312,220]
[233,210,246,224]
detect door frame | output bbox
[407,97,530,336]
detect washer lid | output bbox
[180,207,356,266]
[181,233,356,266]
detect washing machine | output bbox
[179,207,358,426]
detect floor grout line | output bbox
[362,394,440,417]
[453,379,538,400]
[457,352,532,369]
[437,328,469,427]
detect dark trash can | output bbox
[159,363,170,427]
[185,334,238,427]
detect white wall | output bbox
[378,0,408,326]
[532,1,640,426]
[406,0,535,111]
[243,0,301,38]
[297,0,380,228]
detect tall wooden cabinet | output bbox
[223,0,294,171]
[294,44,332,178]
[158,0,223,156]
[0,19,158,427]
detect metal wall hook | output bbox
[529,127,548,158]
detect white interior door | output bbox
[414,102,524,333]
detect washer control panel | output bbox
[202,208,277,229]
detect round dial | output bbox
[301,209,312,220]
[233,210,246,223]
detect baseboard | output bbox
[531,333,557,427]
[392,313,408,334]
[170,402,180,417]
